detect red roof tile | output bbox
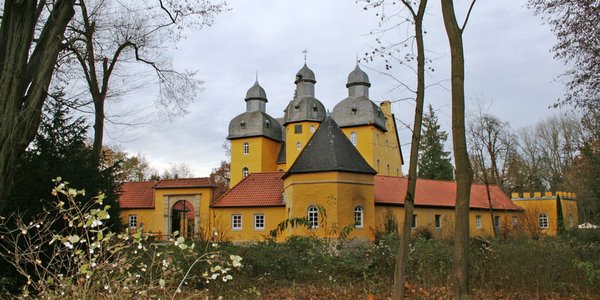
[211,172,285,207]
[120,177,213,209]
[375,176,523,211]
[153,177,213,188]
[120,181,157,208]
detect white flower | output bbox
[91,219,103,228]
[63,242,73,249]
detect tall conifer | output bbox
[418,105,454,180]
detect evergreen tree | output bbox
[9,93,122,231]
[417,105,454,180]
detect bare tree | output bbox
[61,0,226,161]
[162,162,194,179]
[468,113,514,237]
[440,0,476,298]
[527,0,600,110]
[360,1,428,298]
[0,0,76,210]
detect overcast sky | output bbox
[104,0,568,177]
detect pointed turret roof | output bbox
[285,117,376,176]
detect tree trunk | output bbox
[92,96,105,161]
[0,0,75,211]
[393,1,427,299]
[441,0,474,298]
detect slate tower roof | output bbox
[285,117,376,176]
[332,64,387,132]
[228,80,282,141]
[284,63,326,125]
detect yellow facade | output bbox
[210,207,287,242]
[119,186,213,239]
[282,172,376,240]
[339,101,403,176]
[230,137,281,186]
[284,121,320,170]
[374,206,523,239]
[512,191,578,236]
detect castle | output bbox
[119,63,574,241]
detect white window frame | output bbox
[476,215,482,229]
[243,142,249,155]
[296,141,302,150]
[310,125,315,132]
[242,167,250,178]
[128,214,138,229]
[539,213,549,229]
[512,216,518,226]
[349,132,358,146]
[232,214,242,230]
[254,214,265,230]
[354,206,364,228]
[308,206,319,229]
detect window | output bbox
[310,125,315,132]
[476,215,482,229]
[254,214,265,230]
[494,216,501,229]
[412,214,417,228]
[128,214,138,228]
[387,164,390,175]
[349,132,357,146]
[294,124,302,134]
[376,159,380,173]
[568,213,573,227]
[308,206,319,229]
[539,213,549,228]
[386,139,389,152]
[232,215,242,230]
[354,206,364,228]
[396,168,400,176]
[435,215,441,228]
[296,141,302,150]
[242,167,250,178]
[243,142,249,155]
[512,216,518,226]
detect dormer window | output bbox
[294,105,300,112]
[312,103,318,112]
[240,120,246,129]
[265,119,270,128]
[351,106,357,114]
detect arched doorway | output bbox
[171,200,195,239]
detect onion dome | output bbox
[245,81,267,112]
[295,64,316,84]
[332,65,386,131]
[228,80,282,141]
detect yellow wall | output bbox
[512,191,578,236]
[209,206,286,242]
[374,206,522,238]
[282,172,375,240]
[230,137,281,186]
[285,121,320,168]
[120,186,213,240]
[339,102,403,176]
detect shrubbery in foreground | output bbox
[0,178,242,299]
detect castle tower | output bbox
[282,64,326,167]
[228,80,283,186]
[331,64,403,176]
[282,117,377,240]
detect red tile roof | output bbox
[119,177,213,209]
[153,177,213,188]
[211,172,285,207]
[120,181,157,208]
[375,176,523,211]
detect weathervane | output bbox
[302,49,308,63]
